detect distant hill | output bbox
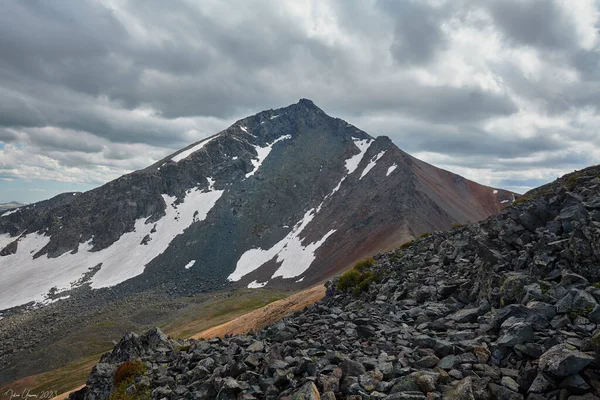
[0,202,28,212]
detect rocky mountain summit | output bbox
[72,165,600,399]
[0,99,512,313]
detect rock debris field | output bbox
[72,166,600,399]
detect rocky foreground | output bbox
[72,166,600,399]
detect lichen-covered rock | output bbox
[539,344,594,377]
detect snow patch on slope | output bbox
[345,138,373,174]
[207,177,215,191]
[386,164,398,176]
[320,138,374,206]
[184,260,195,269]
[228,208,336,282]
[239,125,256,137]
[245,135,292,178]
[1,208,20,218]
[360,150,386,180]
[247,280,267,289]
[172,135,219,163]
[0,187,224,310]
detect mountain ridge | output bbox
[0,99,515,312]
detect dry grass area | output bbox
[0,286,327,400]
[192,284,325,339]
[0,354,99,400]
[51,385,85,400]
[162,288,289,338]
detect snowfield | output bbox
[360,150,386,180]
[0,186,224,310]
[228,208,336,282]
[171,135,219,163]
[245,135,292,178]
[345,138,373,174]
[0,208,20,218]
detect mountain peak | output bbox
[291,98,324,113]
[297,98,317,107]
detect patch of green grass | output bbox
[208,293,286,319]
[592,282,600,289]
[4,353,104,398]
[399,240,413,250]
[91,320,117,329]
[512,195,529,205]
[162,289,288,339]
[419,232,430,239]
[175,344,192,352]
[451,223,465,229]
[569,304,594,319]
[566,174,580,187]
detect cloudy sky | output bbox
[0,0,599,202]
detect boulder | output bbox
[538,344,594,377]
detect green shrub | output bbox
[399,240,413,250]
[337,269,361,291]
[451,223,465,229]
[358,272,377,292]
[354,258,374,272]
[337,261,379,294]
[419,232,430,239]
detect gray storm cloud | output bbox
[0,0,599,201]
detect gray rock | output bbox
[449,307,481,323]
[488,382,524,400]
[341,358,366,377]
[500,376,519,392]
[528,372,554,394]
[561,271,589,287]
[438,355,460,370]
[497,322,534,347]
[559,373,590,394]
[442,376,475,400]
[538,344,594,377]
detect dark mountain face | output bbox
[0,99,514,311]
